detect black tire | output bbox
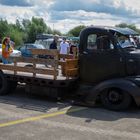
[0,71,9,95]
[101,88,132,111]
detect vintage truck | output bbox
[0,26,140,111]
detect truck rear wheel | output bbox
[101,88,132,110]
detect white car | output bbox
[35,38,63,49]
[0,44,21,60]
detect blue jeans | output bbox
[2,57,11,64]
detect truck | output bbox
[0,26,140,111]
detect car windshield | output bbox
[117,35,137,48]
[35,44,45,49]
[30,44,45,49]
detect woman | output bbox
[2,37,13,64]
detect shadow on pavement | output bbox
[0,85,70,113]
[0,86,140,122]
[66,105,140,122]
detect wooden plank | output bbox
[33,62,36,77]
[59,54,73,59]
[66,59,78,69]
[0,64,58,76]
[72,47,78,58]
[9,57,57,66]
[66,68,78,77]
[14,60,17,75]
[60,59,79,78]
[30,49,59,56]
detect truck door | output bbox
[79,32,125,84]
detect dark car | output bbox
[19,43,45,57]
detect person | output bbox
[69,41,78,58]
[133,36,140,48]
[6,36,15,49]
[60,37,70,54]
[49,35,59,49]
[2,37,13,64]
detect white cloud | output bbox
[0,0,140,33]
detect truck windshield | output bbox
[117,35,138,49]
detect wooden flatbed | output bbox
[0,49,78,88]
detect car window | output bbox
[117,35,137,48]
[21,46,26,49]
[35,45,45,49]
[87,34,97,50]
[26,45,35,49]
[87,34,115,51]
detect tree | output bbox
[68,25,86,37]
[24,17,48,43]
[0,17,62,45]
[52,29,62,36]
[0,19,9,41]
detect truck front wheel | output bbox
[101,88,132,110]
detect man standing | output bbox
[49,35,59,49]
[60,37,70,54]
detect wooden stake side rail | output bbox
[0,64,57,75]
[10,57,58,66]
[30,49,59,57]
[0,49,79,80]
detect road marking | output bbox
[0,107,86,128]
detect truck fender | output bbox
[86,78,140,106]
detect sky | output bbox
[0,0,140,33]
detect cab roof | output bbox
[87,26,139,35]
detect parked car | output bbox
[35,38,63,49]
[0,44,21,61]
[18,43,45,57]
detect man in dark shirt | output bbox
[49,35,59,49]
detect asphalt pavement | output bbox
[0,86,140,140]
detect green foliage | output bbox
[68,25,86,37]
[52,29,62,36]
[24,17,48,43]
[9,28,24,47]
[1,18,140,47]
[0,19,9,42]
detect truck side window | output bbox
[96,36,115,50]
[87,34,115,51]
[87,34,97,50]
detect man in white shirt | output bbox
[60,38,70,54]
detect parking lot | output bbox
[0,86,140,140]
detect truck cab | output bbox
[79,26,140,83]
[78,26,140,110]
